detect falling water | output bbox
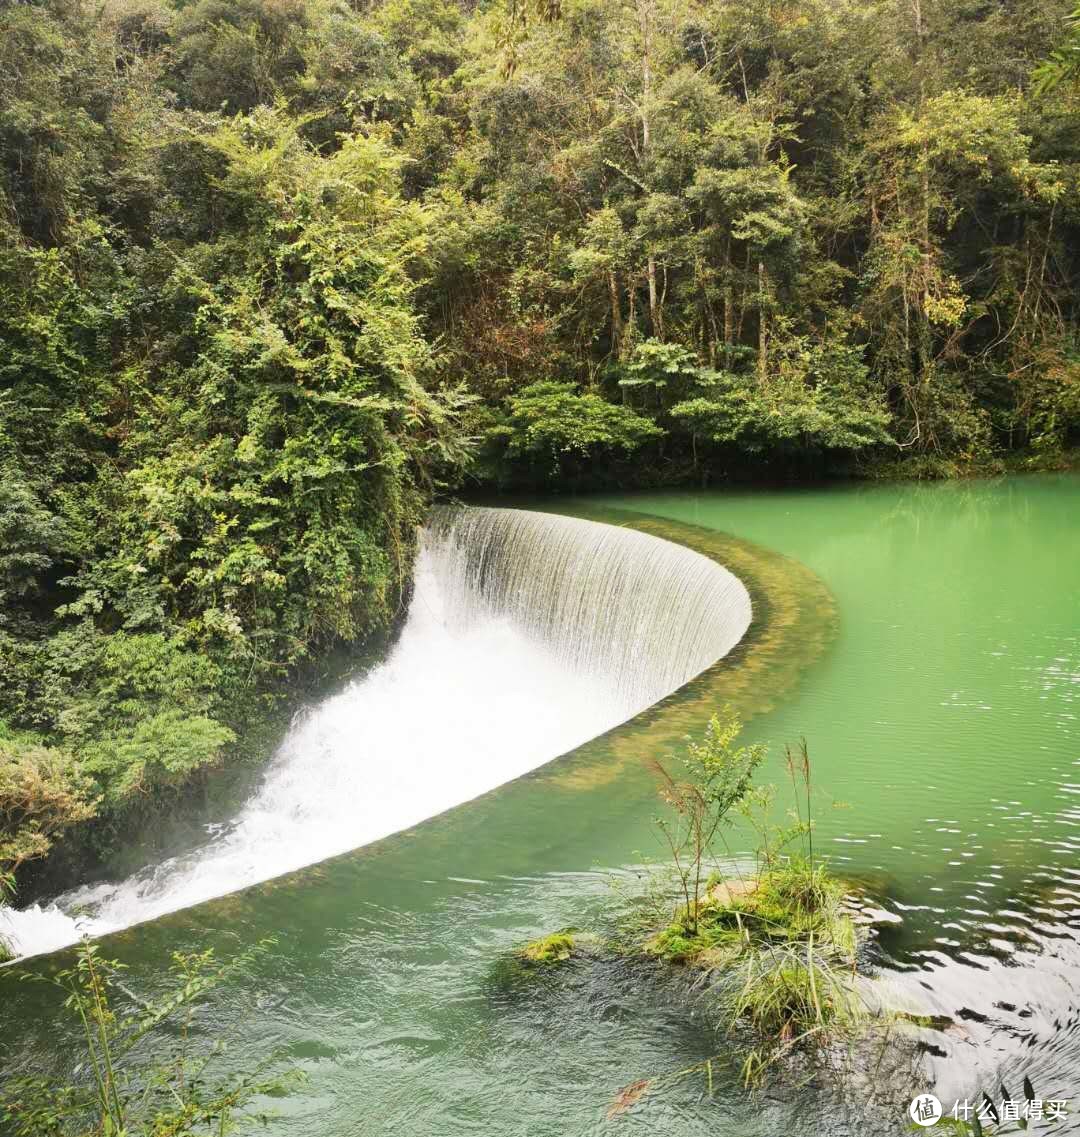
[0,508,751,960]
[430,506,752,709]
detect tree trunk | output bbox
[757,260,769,386]
[913,0,932,394]
[722,235,734,368]
[608,270,624,361]
[647,259,659,336]
[736,245,751,344]
[639,0,660,338]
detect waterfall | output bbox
[429,507,751,712]
[0,508,751,960]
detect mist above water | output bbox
[0,508,751,960]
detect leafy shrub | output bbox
[1,941,298,1135]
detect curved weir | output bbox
[430,507,752,712]
[0,507,752,960]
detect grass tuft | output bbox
[644,855,866,1061]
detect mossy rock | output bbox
[643,865,862,967]
[516,932,576,965]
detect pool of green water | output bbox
[3,473,1078,1136]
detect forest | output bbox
[1,0,1079,898]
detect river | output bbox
[1,473,1077,1136]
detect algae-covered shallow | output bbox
[1,474,1078,1135]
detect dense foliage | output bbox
[422,0,1080,485]
[0,0,471,887]
[1,0,1078,888]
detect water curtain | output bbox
[429,506,751,714]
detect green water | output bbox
[603,476,1079,922]
[3,474,1078,1135]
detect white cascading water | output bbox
[0,508,751,960]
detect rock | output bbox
[850,905,903,927]
[708,878,759,906]
[841,892,903,926]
